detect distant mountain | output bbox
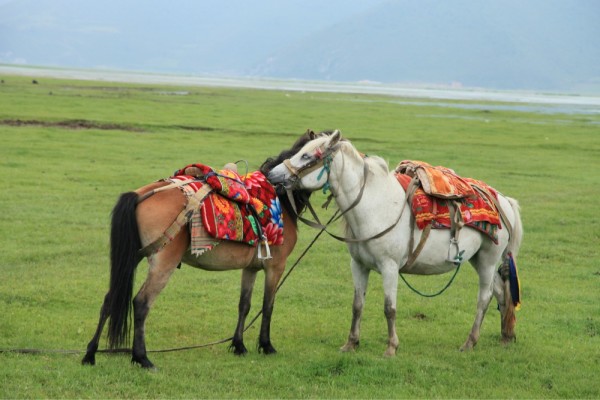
[0,0,598,93]
[0,0,384,73]
[251,0,600,92]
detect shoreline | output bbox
[2,64,599,109]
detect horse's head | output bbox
[268,129,343,191]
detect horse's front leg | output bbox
[340,259,370,353]
[230,268,258,355]
[81,292,110,366]
[257,261,285,354]
[381,263,399,357]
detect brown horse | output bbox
[81,131,316,369]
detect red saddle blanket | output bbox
[395,163,501,243]
[169,164,284,255]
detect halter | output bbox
[281,144,340,189]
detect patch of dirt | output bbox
[0,118,144,132]
[413,312,427,320]
[170,124,215,132]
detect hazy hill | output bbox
[0,0,381,73]
[0,0,598,92]
[252,0,600,92]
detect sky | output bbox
[0,0,598,93]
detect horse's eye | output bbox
[301,154,311,161]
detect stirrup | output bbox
[447,238,464,266]
[257,236,272,260]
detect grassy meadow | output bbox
[0,74,599,398]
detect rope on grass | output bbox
[399,263,462,298]
[0,211,338,356]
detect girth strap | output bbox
[403,222,432,271]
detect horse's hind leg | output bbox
[82,292,110,365]
[131,235,186,369]
[381,262,400,357]
[460,258,496,351]
[230,268,259,355]
[340,259,370,353]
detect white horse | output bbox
[268,130,523,356]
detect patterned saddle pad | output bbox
[173,163,252,204]
[395,161,502,243]
[396,160,475,199]
[169,164,284,255]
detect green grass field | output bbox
[1,75,599,398]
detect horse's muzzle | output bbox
[268,165,295,188]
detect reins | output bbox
[282,143,462,298]
[0,209,336,357]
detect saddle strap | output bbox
[137,178,197,203]
[448,199,465,242]
[402,176,432,271]
[403,221,432,271]
[402,195,465,271]
[138,185,213,257]
[247,204,272,260]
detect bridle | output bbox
[280,144,340,191]
[279,143,413,243]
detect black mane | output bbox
[260,130,317,224]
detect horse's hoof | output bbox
[460,342,474,352]
[233,347,248,356]
[501,335,516,345]
[132,356,156,370]
[81,353,96,366]
[383,348,397,357]
[339,342,358,353]
[258,343,277,355]
[229,342,248,356]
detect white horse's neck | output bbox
[328,143,405,237]
[328,144,366,205]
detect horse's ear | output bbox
[307,129,316,140]
[329,129,342,147]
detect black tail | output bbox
[106,192,142,349]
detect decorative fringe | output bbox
[190,209,219,257]
[507,252,521,310]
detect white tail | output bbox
[506,196,523,258]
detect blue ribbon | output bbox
[317,156,332,194]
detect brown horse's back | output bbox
[135,181,297,272]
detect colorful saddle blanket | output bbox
[396,160,475,199]
[395,160,501,243]
[170,163,283,255]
